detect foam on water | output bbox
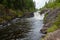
[34,11,45,20]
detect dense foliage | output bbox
[44,0,60,9]
[0,0,35,24]
[0,0,35,12]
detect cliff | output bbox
[40,8,60,40]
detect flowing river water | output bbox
[0,11,45,40]
[20,11,45,40]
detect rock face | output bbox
[40,8,60,34]
[44,29,60,40]
[40,8,60,40]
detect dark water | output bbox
[0,12,44,40]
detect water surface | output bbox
[0,12,44,40]
[20,12,44,40]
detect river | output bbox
[0,11,45,40]
[20,11,44,40]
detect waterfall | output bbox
[26,11,45,21]
[34,11,45,20]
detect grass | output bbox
[47,13,60,33]
[44,13,48,23]
[47,25,58,32]
[41,0,60,40]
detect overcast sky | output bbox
[33,0,49,9]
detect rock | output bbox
[44,29,60,40]
[40,27,47,34]
[40,8,60,40]
[41,34,46,38]
[40,8,60,34]
[22,12,34,18]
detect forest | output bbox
[0,0,35,24]
[0,0,35,40]
[0,0,60,40]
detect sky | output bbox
[33,0,49,9]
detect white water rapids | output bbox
[19,11,45,40]
[34,11,45,20]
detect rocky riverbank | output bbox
[0,4,34,26]
[0,11,34,40]
[40,8,60,40]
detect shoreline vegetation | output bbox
[40,0,60,40]
[0,0,35,25]
[0,0,35,40]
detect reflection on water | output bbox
[0,12,44,40]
